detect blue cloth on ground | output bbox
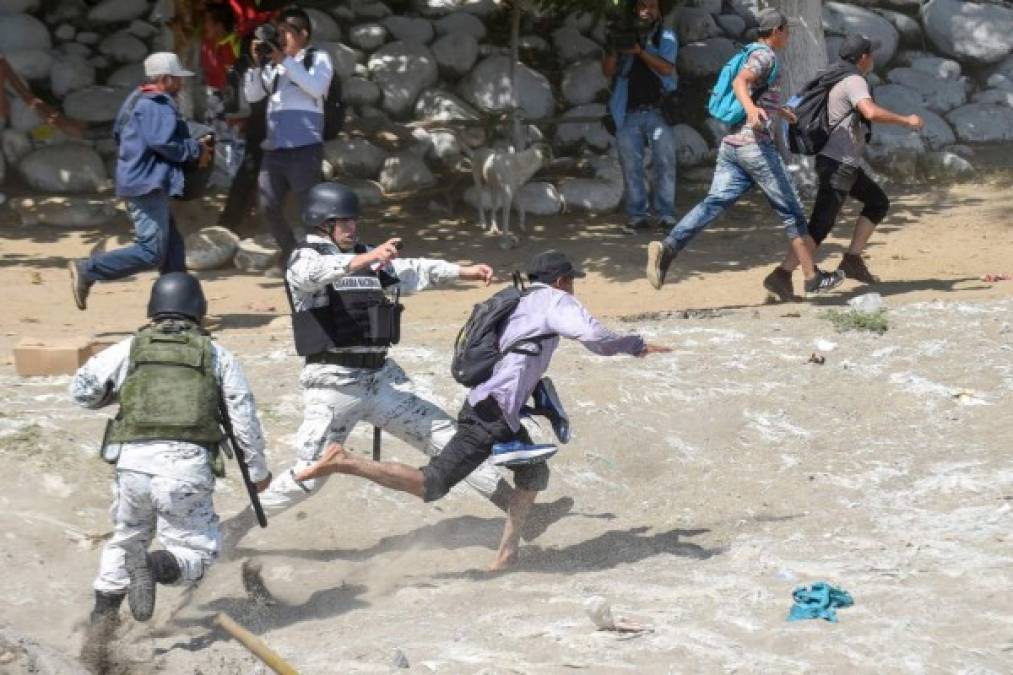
[787,582,853,623]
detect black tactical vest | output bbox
[287,242,404,356]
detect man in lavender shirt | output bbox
[296,251,670,570]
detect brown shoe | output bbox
[68,259,92,310]
[646,241,676,290]
[762,266,794,302]
[838,253,879,284]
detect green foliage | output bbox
[820,309,889,335]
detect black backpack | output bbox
[451,274,554,387]
[270,47,345,139]
[786,62,870,156]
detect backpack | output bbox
[785,63,871,156]
[305,47,345,139]
[707,43,779,125]
[451,274,554,387]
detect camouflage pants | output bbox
[93,470,218,594]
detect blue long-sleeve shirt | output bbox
[114,88,201,198]
[607,27,678,131]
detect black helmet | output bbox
[302,182,359,230]
[147,272,207,322]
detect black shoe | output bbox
[804,269,845,297]
[530,377,570,444]
[762,266,795,302]
[837,253,879,284]
[68,259,92,310]
[646,241,676,290]
[622,219,650,235]
[81,592,124,674]
[521,496,575,542]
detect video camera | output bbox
[253,23,281,66]
[605,0,657,53]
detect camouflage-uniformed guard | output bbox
[71,273,271,665]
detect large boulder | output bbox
[414,88,481,121]
[823,2,899,67]
[2,129,32,166]
[349,23,388,51]
[971,89,1013,108]
[715,14,746,38]
[99,31,147,63]
[413,0,497,18]
[675,7,721,44]
[63,86,131,123]
[0,13,51,52]
[434,12,486,41]
[344,76,381,106]
[552,25,601,64]
[50,54,95,97]
[323,137,388,178]
[234,235,280,272]
[458,56,555,119]
[15,195,119,228]
[677,38,737,79]
[886,68,968,113]
[945,103,1013,143]
[5,49,53,81]
[316,42,357,80]
[351,0,392,20]
[87,0,147,23]
[922,0,1013,66]
[874,83,925,111]
[7,97,43,133]
[306,8,341,42]
[874,9,922,49]
[383,16,433,44]
[561,59,608,107]
[185,226,240,270]
[368,41,439,118]
[558,156,623,213]
[378,152,435,193]
[431,33,478,79]
[106,62,145,88]
[555,103,611,151]
[18,144,109,193]
[674,124,710,168]
[908,56,961,81]
[0,0,40,13]
[516,181,564,216]
[918,150,975,181]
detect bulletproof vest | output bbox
[108,322,224,446]
[288,242,404,356]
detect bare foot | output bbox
[295,443,350,482]
[487,546,518,572]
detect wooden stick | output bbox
[213,612,299,675]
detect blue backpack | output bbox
[707,44,779,125]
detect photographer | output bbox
[602,0,678,234]
[244,6,334,266]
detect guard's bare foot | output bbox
[295,443,350,481]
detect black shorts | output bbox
[420,398,550,502]
[808,155,890,245]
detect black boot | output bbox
[81,591,125,673]
[127,550,180,622]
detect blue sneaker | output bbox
[530,377,570,444]
[491,440,558,467]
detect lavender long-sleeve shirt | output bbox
[468,283,645,431]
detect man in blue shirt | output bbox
[68,53,212,311]
[603,0,678,234]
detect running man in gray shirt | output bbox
[765,34,923,296]
[296,251,670,570]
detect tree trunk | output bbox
[509,1,525,150]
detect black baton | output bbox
[219,395,268,528]
[373,426,382,461]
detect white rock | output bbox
[352,0,392,20]
[886,68,968,113]
[674,124,710,167]
[413,0,497,18]
[556,103,611,151]
[909,56,961,80]
[945,103,1013,143]
[106,63,145,88]
[383,16,433,44]
[379,152,434,193]
[823,2,899,67]
[306,8,341,42]
[552,26,601,64]
[559,173,623,213]
[185,226,240,270]
[433,12,485,41]
[87,0,147,24]
[50,54,95,97]
[922,0,1013,66]
[11,195,117,227]
[517,181,563,215]
[349,23,388,51]
[63,86,131,123]
[18,143,109,193]
[425,129,463,162]
[874,9,922,49]
[414,88,481,121]
[459,56,554,119]
[676,7,721,44]
[431,33,478,79]
[678,38,737,79]
[561,59,609,107]
[99,32,147,63]
[2,129,32,166]
[368,41,439,118]
[344,76,381,106]
[234,235,280,272]
[316,41,358,80]
[5,49,53,81]
[323,138,388,178]
[715,14,746,38]
[55,24,76,41]
[0,14,51,52]
[0,0,39,14]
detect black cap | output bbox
[526,250,586,284]
[757,8,788,32]
[839,33,880,62]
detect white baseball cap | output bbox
[143,52,195,78]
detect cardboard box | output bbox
[13,338,112,377]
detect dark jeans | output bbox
[421,398,550,503]
[258,143,322,265]
[809,155,890,245]
[218,100,266,230]
[83,190,184,282]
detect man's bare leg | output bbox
[296,443,425,498]
[847,215,876,255]
[489,488,537,572]
[786,234,819,279]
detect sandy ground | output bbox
[0,179,1011,673]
